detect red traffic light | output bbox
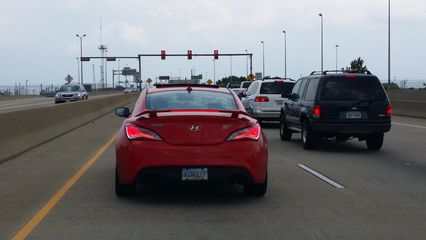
[187,50,192,60]
[213,50,219,59]
[161,50,166,60]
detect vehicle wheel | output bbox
[55,101,59,104]
[301,120,317,149]
[244,174,267,197]
[366,133,384,151]
[279,115,292,141]
[115,170,135,197]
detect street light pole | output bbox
[245,49,248,76]
[388,0,391,85]
[25,80,28,95]
[283,30,287,79]
[213,59,216,85]
[261,41,265,78]
[76,57,80,83]
[319,13,324,72]
[335,44,339,70]
[76,34,86,84]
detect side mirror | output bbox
[115,107,130,118]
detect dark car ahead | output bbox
[279,71,392,150]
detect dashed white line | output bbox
[393,122,426,129]
[297,164,345,189]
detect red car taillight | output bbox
[313,105,321,118]
[227,124,261,141]
[255,96,269,102]
[386,105,393,117]
[125,125,162,141]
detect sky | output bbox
[0,0,425,87]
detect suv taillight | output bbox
[386,105,393,117]
[313,105,321,118]
[255,96,269,102]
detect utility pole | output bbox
[76,34,86,84]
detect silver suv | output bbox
[241,79,295,122]
[55,83,88,104]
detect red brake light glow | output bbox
[386,105,393,117]
[227,124,261,141]
[344,74,356,78]
[255,96,269,102]
[125,125,162,141]
[313,105,321,118]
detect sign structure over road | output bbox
[65,74,73,83]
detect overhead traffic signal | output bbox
[161,50,166,60]
[187,50,192,60]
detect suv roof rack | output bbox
[155,84,220,89]
[262,77,295,81]
[310,70,372,76]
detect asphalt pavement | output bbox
[0,111,425,240]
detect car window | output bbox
[146,90,238,110]
[291,80,302,95]
[305,78,320,101]
[59,85,80,92]
[247,82,259,95]
[319,77,387,101]
[260,82,294,95]
[297,79,308,99]
[242,82,252,88]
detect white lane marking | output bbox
[297,164,345,189]
[393,122,426,129]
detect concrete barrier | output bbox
[0,93,138,163]
[387,90,426,119]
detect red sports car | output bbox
[115,84,268,196]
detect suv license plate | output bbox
[182,168,208,181]
[346,111,362,119]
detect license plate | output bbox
[182,168,208,181]
[346,111,362,119]
[275,100,284,105]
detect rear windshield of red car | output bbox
[319,77,387,101]
[146,90,238,110]
[260,82,295,95]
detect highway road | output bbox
[0,106,425,239]
[0,93,123,114]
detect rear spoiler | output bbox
[135,109,252,119]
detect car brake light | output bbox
[125,125,162,141]
[274,80,284,83]
[255,96,269,102]
[344,74,356,78]
[313,105,321,118]
[227,124,261,141]
[386,105,393,117]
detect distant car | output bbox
[226,81,252,89]
[55,83,88,104]
[241,79,295,122]
[123,88,134,94]
[114,84,268,197]
[279,70,392,150]
[230,88,246,99]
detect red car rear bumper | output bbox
[115,133,268,184]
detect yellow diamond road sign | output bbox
[247,73,255,81]
[207,79,213,85]
[146,78,153,85]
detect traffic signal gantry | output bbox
[80,50,254,88]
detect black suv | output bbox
[279,70,392,150]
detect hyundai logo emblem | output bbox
[188,124,202,132]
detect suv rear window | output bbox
[260,82,295,95]
[146,90,237,110]
[319,77,386,101]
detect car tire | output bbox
[301,120,317,150]
[279,115,292,141]
[115,170,135,197]
[366,133,384,151]
[244,174,267,197]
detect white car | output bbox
[241,79,295,122]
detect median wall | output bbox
[387,90,426,119]
[0,93,138,163]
